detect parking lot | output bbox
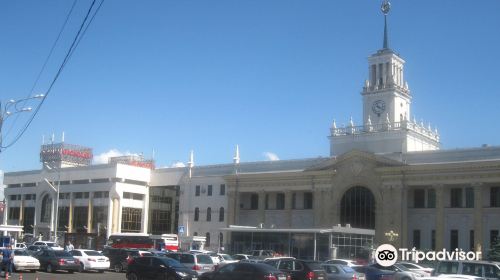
[1,271,125,280]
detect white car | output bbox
[398,262,434,277]
[324,259,360,267]
[13,249,40,272]
[69,249,109,273]
[32,241,64,250]
[216,253,239,265]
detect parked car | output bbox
[323,264,365,280]
[420,275,483,280]
[34,249,80,273]
[433,260,500,280]
[14,243,27,249]
[102,248,154,273]
[26,245,46,256]
[246,250,276,258]
[32,241,64,250]
[12,249,40,272]
[69,249,110,273]
[165,252,215,275]
[364,265,396,280]
[214,253,239,265]
[370,264,419,280]
[264,257,328,280]
[232,254,258,261]
[398,262,433,277]
[200,262,290,280]
[324,259,361,267]
[126,256,198,280]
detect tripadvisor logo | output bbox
[374,244,482,267]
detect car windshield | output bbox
[54,251,73,257]
[14,250,29,256]
[84,251,103,256]
[196,254,213,264]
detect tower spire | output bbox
[381,0,391,50]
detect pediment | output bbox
[305,149,405,172]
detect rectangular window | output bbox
[450,188,463,208]
[431,230,436,250]
[75,192,83,199]
[121,207,142,233]
[414,189,425,208]
[304,192,313,209]
[413,230,421,249]
[427,189,436,208]
[490,230,499,248]
[276,193,285,210]
[132,193,144,201]
[195,185,200,196]
[8,207,20,220]
[59,193,70,200]
[92,206,109,235]
[465,187,474,208]
[150,209,171,235]
[470,230,475,251]
[292,193,296,209]
[220,184,225,196]
[250,194,259,210]
[207,185,212,196]
[491,187,500,207]
[58,207,70,232]
[94,192,103,198]
[450,230,459,250]
[73,207,88,232]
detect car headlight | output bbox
[176,271,188,277]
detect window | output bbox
[219,207,224,222]
[8,207,20,220]
[121,208,142,233]
[207,207,212,222]
[58,207,70,231]
[74,192,89,199]
[465,187,474,208]
[450,230,459,250]
[431,230,436,250]
[92,206,108,235]
[450,188,462,208]
[491,187,500,207]
[427,189,436,208]
[150,209,171,235]
[276,193,285,210]
[195,185,200,196]
[123,192,143,200]
[220,184,225,195]
[491,230,499,248]
[205,232,210,247]
[207,185,212,196]
[59,193,70,200]
[40,194,52,223]
[292,193,296,209]
[414,189,425,208]
[413,230,421,249]
[194,208,199,221]
[250,194,259,210]
[73,207,88,232]
[265,194,269,210]
[304,192,313,209]
[9,195,20,201]
[470,230,475,251]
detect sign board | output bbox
[178,226,185,234]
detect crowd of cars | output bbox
[8,243,500,280]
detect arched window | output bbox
[219,207,224,222]
[40,194,52,223]
[194,207,199,221]
[206,232,210,247]
[206,207,211,221]
[340,186,375,229]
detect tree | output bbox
[488,235,500,261]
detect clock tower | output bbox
[329,0,440,156]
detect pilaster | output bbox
[258,190,266,225]
[473,183,483,255]
[435,184,445,250]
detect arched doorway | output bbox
[40,193,53,223]
[340,186,375,229]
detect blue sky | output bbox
[1,0,499,172]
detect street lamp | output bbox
[43,163,61,243]
[0,94,45,153]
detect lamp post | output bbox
[43,163,61,244]
[0,94,45,153]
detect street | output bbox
[2,270,125,280]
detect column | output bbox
[87,192,93,233]
[142,189,149,234]
[313,188,322,227]
[435,185,445,250]
[68,193,74,233]
[19,197,24,226]
[284,191,293,227]
[234,190,241,225]
[473,184,483,255]
[111,198,119,233]
[400,186,408,248]
[258,190,266,225]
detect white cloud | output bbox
[263,152,280,161]
[93,149,138,164]
[171,162,186,168]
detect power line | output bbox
[1,0,105,150]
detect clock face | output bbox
[372,100,386,114]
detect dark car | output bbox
[200,262,290,280]
[264,258,328,280]
[35,249,80,273]
[26,245,46,256]
[323,264,361,280]
[126,256,198,280]
[102,248,153,272]
[364,266,395,280]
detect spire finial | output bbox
[381,0,391,49]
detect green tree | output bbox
[488,235,500,261]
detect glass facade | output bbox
[122,207,142,232]
[340,186,375,229]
